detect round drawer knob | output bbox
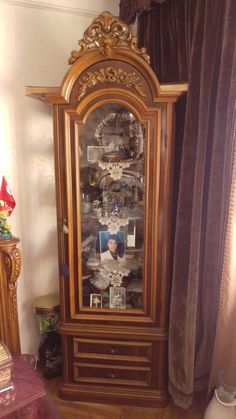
[109,347,119,355]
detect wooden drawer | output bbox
[73,338,152,363]
[73,362,151,387]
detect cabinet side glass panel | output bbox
[78,104,145,311]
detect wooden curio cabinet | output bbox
[26,12,187,407]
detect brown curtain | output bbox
[119,0,167,25]
[169,0,236,408]
[137,1,196,83]
[120,0,236,409]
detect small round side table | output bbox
[33,293,62,379]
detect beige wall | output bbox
[0,0,119,354]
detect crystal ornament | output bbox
[98,161,132,180]
[98,216,129,233]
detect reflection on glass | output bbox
[79,104,145,311]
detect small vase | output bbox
[204,390,236,419]
[204,369,236,419]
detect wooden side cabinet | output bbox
[0,237,21,353]
[26,12,187,406]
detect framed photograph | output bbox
[90,294,102,308]
[99,231,126,263]
[127,220,136,248]
[109,287,126,309]
[87,146,109,163]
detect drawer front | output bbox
[73,362,151,387]
[73,338,152,363]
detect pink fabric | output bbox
[0,355,58,419]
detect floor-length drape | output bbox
[168,0,236,408]
[120,0,236,409]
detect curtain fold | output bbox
[119,0,137,24]
[137,0,196,83]
[119,0,167,25]
[120,0,236,409]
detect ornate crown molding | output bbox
[0,0,101,17]
[69,11,150,65]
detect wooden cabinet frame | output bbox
[26,12,187,406]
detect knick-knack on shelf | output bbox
[0,173,16,240]
[0,217,12,240]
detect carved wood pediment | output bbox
[69,11,150,64]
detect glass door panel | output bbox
[79,104,145,311]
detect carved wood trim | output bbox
[4,247,21,320]
[69,12,150,64]
[0,237,21,353]
[77,66,147,101]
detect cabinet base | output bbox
[58,381,169,407]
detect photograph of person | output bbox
[99,231,126,263]
[110,287,126,309]
[90,294,102,308]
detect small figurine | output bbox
[0,216,12,240]
[0,174,16,240]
